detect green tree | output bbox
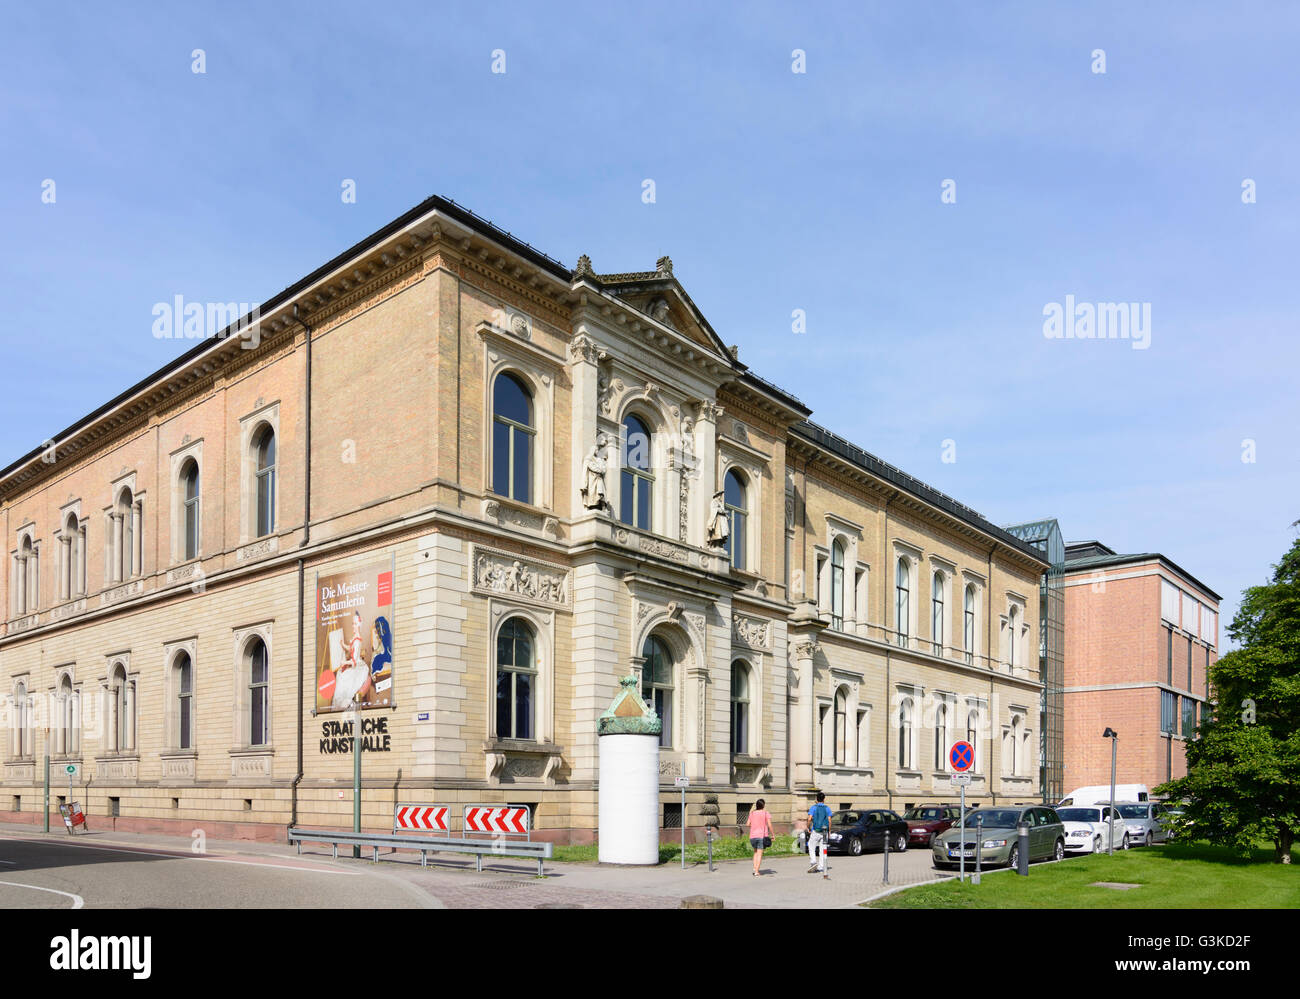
[1156,535,1300,863]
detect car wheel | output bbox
[1145,832,1153,848]
[849,836,863,857]
[894,833,908,853]
[1006,844,1019,869]
[1121,833,1130,851]
[1054,839,1065,862]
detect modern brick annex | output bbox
[1062,541,1219,791]
[0,196,1049,843]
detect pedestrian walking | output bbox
[807,791,832,879]
[747,798,774,876]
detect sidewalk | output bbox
[0,821,949,908]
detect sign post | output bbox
[351,703,362,859]
[43,754,49,834]
[949,741,975,882]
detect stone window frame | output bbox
[231,623,274,751]
[893,681,923,773]
[961,569,986,664]
[1003,704,1031,778]
[238,402,280,546]
[102,653,137,757]
[105,470,144,584]
[818,513,863,633]
[56,500,87,602]
[51,665,81,759]
[169,439,204,565]
[727,653,766,759]
[8,675,32,760]
[478,324,559,512]
[718,443,767,577]
[162,638,199,753]
[891,540,923,648]
[929,689,958,773]
[11,524,39,617]
[926,554,957,657]
[963,696,987,774]
[1000,591,1030,672]
[486,601,555,747]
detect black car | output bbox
[825,809,910,856]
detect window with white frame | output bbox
[252,426,276,538]
[112,487,143,581]
[966,707,980,772]
[12,681,30,758]
[724,469,748,571]
[620,414,654,531]
[831,540,847,631]
[964,584,976,664]
[13,533,38,615]
[641,634,673,748]
[897,695,914,770]
[108,662,135,754]
[496,617,537,741]
[931,571,945,655]
[175,651,194,751]
[59,512,85,601]
[934,699,949,770]
[730,660,750,755]
[180,459,201,561]
[834,686,849,764]
[895,558,910,645]
[491,372,534,504]
[58,674,80,757]
[1008,605,1018,669]
[247,638,270,746]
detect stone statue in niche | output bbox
[580,434,611,512]
[707,490,729,548]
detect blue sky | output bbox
[3,2,1297,644]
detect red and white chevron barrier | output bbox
[463,805,530,836]
[394,804,448,832]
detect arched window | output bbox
[967,708,979,767]
[831,540,846,631]
[111,663,132,754]
[62,513,79,600]
[491,373,534,504]
[14,681,29,758]
[729,661,750,755]
[934,701,948,770]
[1010,714,1022,776]
[898,696,913,770]
[496,618,536,741]
[620,415,653,531]
[181,459,200,560]
[641,635,673,748]
[895,558,910,645]
[834,687,849,765]
[176,652,193,750]
[17,535,34,614]
[964,585,976,664]
[254,427,276,537]
[724,469,747,570]
[1008,606,1018,669]
[248,638,269,746]
[116,488,136,580]
[58,675,74,756]
[932,571,945,655]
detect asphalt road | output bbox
[0,832,437,909]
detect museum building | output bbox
[1,196,1048,842]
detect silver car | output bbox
[1115,801,1168,846]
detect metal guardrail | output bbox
[288,827,552,876]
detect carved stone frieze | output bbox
[471,545,570,606]
[732,614,772,650]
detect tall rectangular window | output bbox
[1166,628,1173,685]
[1160,690,1177,734]
[1187,637,1193,691]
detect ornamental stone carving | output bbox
[706,490,729,548]
[472,546,569,606]
[732,615,772,650]
[792,640,821,661]
[579,435,611,512]
[567,331,606,365]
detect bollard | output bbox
[679,895,724,909]
[1016,821,1030,876]
[706,827,714,872]
[882,826,890,885]
[972,817,982,885]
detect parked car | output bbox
[1115,801,1169,846]
[1056,805,1129,853]
[903,804,966,847]
[932,805,1066,870]
[826,809,910,856]
[1058,784,1149,807]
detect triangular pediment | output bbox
[586,257,737,366]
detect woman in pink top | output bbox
[748,798,774,876]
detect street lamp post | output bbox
[1103,727,1118,856]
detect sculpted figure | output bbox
[580,434,611,511]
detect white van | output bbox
[1058,784,1148,807]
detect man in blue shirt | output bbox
[807,791,832,878]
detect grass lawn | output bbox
[551,833,800,865]
[869,841,1300,908]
